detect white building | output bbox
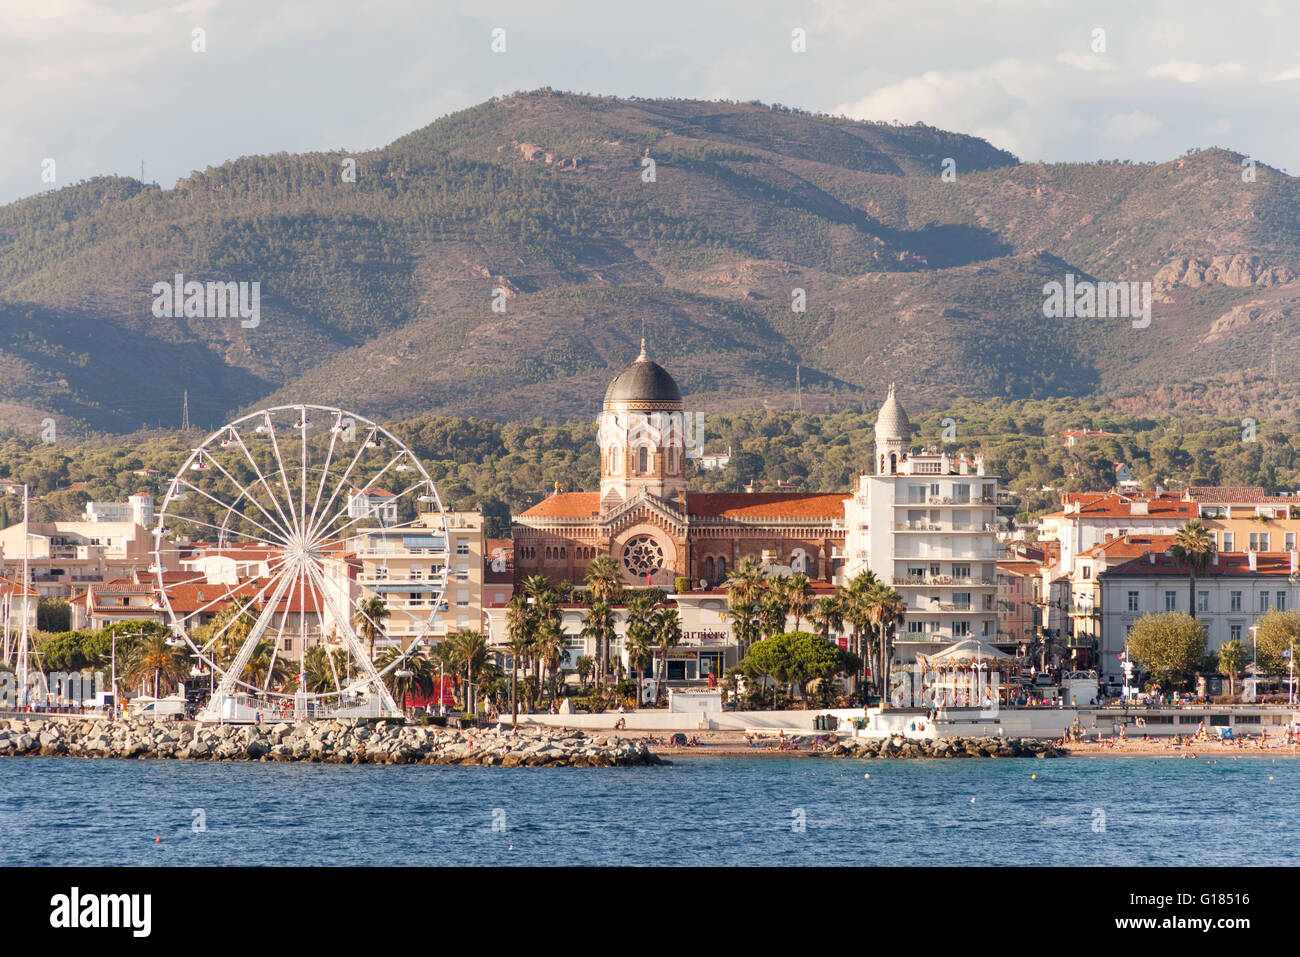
[1097,548,1300,682]
[84,493,155,527]
[842,385,1002,665]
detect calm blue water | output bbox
[0,755,1294,866]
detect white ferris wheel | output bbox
[152,404,449,722]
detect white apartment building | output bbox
[842,386,1002,665]
[84,493,155,527]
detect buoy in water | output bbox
[864,773,870,779]
[1031,774,1037,780]
[154,836,161,843]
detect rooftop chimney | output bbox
[1248,551,1258,572]
[1291,549,1298,575]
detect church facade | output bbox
[511,340,850,590]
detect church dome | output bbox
[603,339,682,408]
[874,384,910,440]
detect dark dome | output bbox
[603,340,682,406]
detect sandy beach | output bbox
[591,728,1300,759]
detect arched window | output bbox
[608,446,621,474]
[717,557,727,581]
[638,446,649,473]
[889,452,898,474]
[703,556,715,583]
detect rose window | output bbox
[622,535,665,577]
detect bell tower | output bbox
[873,383,911,475]
[599,339,686,510]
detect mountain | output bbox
[2,90,1299,435]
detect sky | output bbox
[3,0,1300,206]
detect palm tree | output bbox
[725,557,767,607]
[785,573,814,631]
[864,582,906,707]
[244,640,292,690]
[624,592,658,706]
[759,588,789,640]
[576,655,594,691]
[379,647,437,712]
[808,595,844,643]
[1172,519,1215,620]
[448,629,488,713]
[729,599,761,659]
[582,601,617,689]
[653,608,681,705]
[504,595,533,722]
[124,633,191,699]
[353,596,390,660]
[584,555,622,605]
[534,616,567,708]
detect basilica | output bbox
[510,340,891,590]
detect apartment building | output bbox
[0,517,161,599]
[842,387,1002,665]
[1097,548,1300,682]
[353,510,484,649]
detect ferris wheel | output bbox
[152,404,449,722]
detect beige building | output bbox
[0,518,161,600]
[353,510,485,648]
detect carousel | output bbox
[912,637,1015,709]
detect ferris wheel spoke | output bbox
[195,449,297,544]
[309,477,431,548]
[262,412,304,539]
[173,477,293,547]
[300,424,381,544]
[300,554,338,697]
[227,425,301,546]
[261,567,294,694]
[303,412,343,557]
[211,566,298,699]
[303,559,396,706]
[183,555,296,656]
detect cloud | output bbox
[1146,61,1247,84]
[1104,111,1163,141]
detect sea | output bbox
[0,755,1293,866]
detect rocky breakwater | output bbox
[822,734,1063,759]
[0,718,665,767]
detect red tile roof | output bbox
[1049,492,1196,520]
[519,493,601,518]
[688,493,848,520]
[1086,534,1178,560]
[1106,551,1298,577]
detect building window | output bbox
[1197,591,1209,613]
[1127,591,1140,612]
[1082,566,1091,579]
[1230,591,1242,612]
[1222,532,1234,552]
[1279,592,1288,612]
[1260,591,1271,613]
[1250,532,1270,551]
[1288,532,1297,550]
[1164,591,1177,612]
[456,538,469,555]
[1231,624,1242,642]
